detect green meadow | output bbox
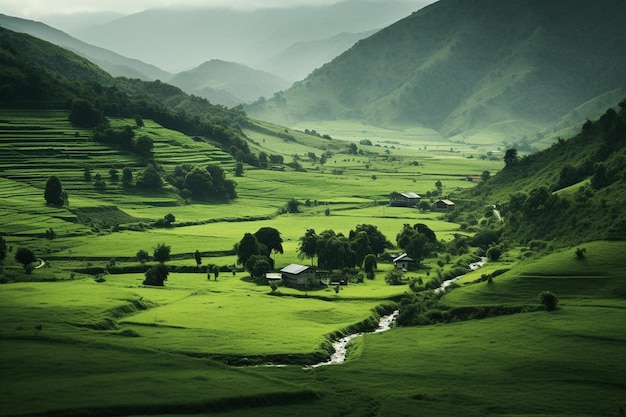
[1,110,625,416]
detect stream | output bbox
[308,310,399,368]
[309,257,487,368]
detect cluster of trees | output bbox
[236,227,284,278]
[171,163,237,201]
[396,223,440,265]
[297,224,393,272]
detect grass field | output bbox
[1,110,625,416]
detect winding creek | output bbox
[309,257,487,368]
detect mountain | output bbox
[0,14,171,81]
[246,0,626,147]
[262,30,377,82]
[168,60,291,107]
[68,1,433,76]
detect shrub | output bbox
[539,291,559,311]
[385,269,405,285]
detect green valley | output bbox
[1,2,626,415]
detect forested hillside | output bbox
[451,101,626,247]
[248,0,626,146]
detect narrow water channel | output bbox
[309,257,487,368]
[308,310,399,368]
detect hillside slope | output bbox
[0,14,170,81]
[247,0,626,146]
[452,100,626,247]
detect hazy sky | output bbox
[0,0,432,19]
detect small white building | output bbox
[392,253,415,271]
[280,264,318,288]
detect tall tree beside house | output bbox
[254,227,284,258]
[44,175,65,205]
[237,233,260,267]
[298,228,318,265]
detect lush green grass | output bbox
[444,241,626,307]
[3,110,625,416]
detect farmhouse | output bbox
[432,199,455,211]
[466,174,482,181]
[393,253,416,271]
[280,264,319,288]
[390,192,421,207]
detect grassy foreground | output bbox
[1,110,625,416]
[1,241,625,416]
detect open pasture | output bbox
[444,241,626,308]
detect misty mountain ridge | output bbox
[262,30,378,82]
[247,0,626,147]
[168,59,291,107]
[69,0,433,75]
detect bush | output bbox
[539,291,559,311]
[385,270,405,285]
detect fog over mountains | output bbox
[69,0,432,77]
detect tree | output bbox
[254,227,283,257]
[350,224,391,256]
[246,255,270,278]
[504,148,518,166]
[122,167,133,187]
[164,213,176,225]
[435,180,443,192]
[396,224,437,265]
[237,233,260,266]
[286,198,301,213]
[15,247,36,269]
[109,169,119,182]
[235,162,244,177]
[194,250,202,267]
[153,243,171,264]
[486,246,502,261]
[0,236,7,261]
[213,266,219,281]
[83,166,92,182]
[363,254,377,276]
[143,263,168,286]
[134,115,144,128]
[136,164,163,189]
[539,291,559,311]
[184,168,213,200]
[481,170,491,182]
[352,231,372,268]
[44,176,64,205]
[298,229,318,265]
[136,250,150,263]
[135,135,154,157]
